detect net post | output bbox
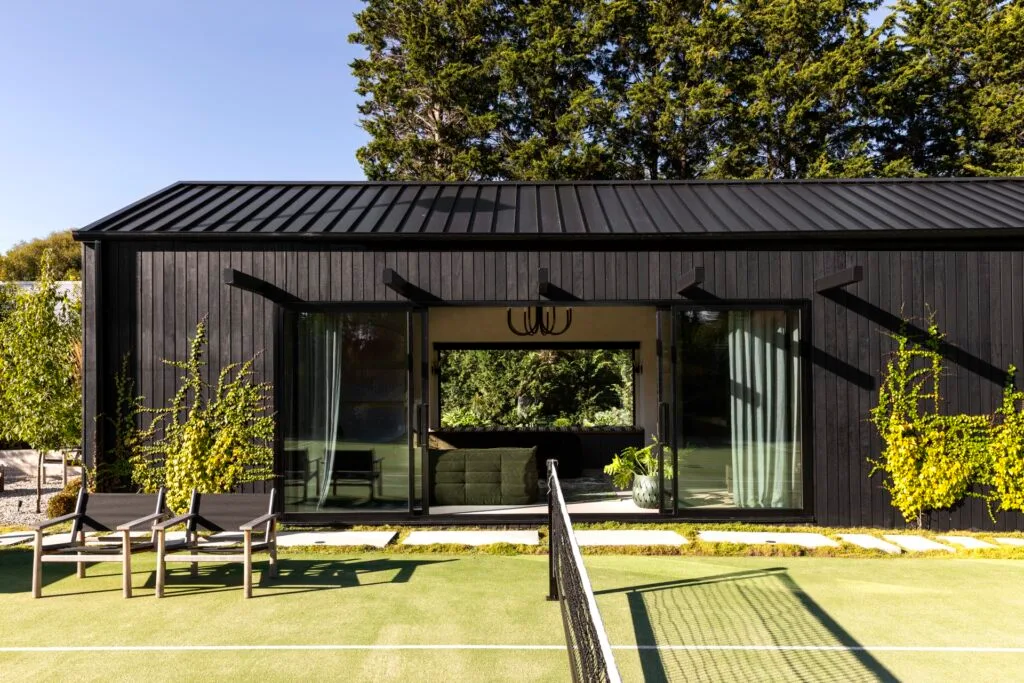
[546,458,558,602]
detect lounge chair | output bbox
[153,489,279,599]
[31,487,171,598]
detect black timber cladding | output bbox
[74,178,1024,239]
[73,178,1024,531]
[83,239,1024,532]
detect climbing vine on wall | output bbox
[988,367,1024,516]
[131,320,274,512]
[870,320,985,526]
[871,316,1024,526]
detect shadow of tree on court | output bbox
[597,567,898,683]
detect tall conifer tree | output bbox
[878,0,1024,176]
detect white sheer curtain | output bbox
[304,315,344,510]
[728,311,802,508]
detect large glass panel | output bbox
[282,311,409,513]
[676,309,803,509]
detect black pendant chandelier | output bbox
[506,305,573,337]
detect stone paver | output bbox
[402,530,539,546]
[39,532,73,548]
[697,530,839,548]
[277,531,397,548]
[838,534,902,554]
[936,535,997,550]
[994,537,1024,547]
[574,530,688,547]
[0,532,33,547]
[882,535,955,553]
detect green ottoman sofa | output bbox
[429,447,539,505]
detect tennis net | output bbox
[546,459,621,683]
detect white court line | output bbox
[1,645,1023,654]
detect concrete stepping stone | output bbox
[882,535,955,552]
[838,534,902,555]
[697,530,839,548]
[41,532,74,548]
[277,531,397,548]
[402,530,539,546]
[993,537,1024,547]
[0,532,33,547]
[937,535,997,550]
[575,530,688,547]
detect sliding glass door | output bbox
[280,309,413,514]
[673,307,806,511]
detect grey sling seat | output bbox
[153,488,279,599]
[31,487,174,598]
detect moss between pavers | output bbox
[4,519,1021,559]
[271,522,1024,560]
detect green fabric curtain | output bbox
[728,310,802,508]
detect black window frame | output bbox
[670,300,814,519]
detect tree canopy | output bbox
[0,255,81,454]
[0,230,81,281]
[350,0,1024,180]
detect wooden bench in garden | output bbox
[32,488,173,598]
[153,489,279,599]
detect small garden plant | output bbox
[604,435,674,490]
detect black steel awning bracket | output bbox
[677,266,706,296]
[223,268,301,305]
[815,265,864,293]
[383,268,442,303]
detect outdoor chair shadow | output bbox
[596,567,898,683]
[0,548,130,596]
[141,557,457,598]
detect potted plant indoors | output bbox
[603,436,673,509]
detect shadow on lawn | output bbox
[596,567,898,683]
[0,549,454,598]
[145,557,456,598]
[0,549,81,595]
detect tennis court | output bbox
[1,547,1023,682]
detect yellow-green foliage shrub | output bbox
[131,320,274,512]
[870,320,990,526]
[987,367,1024,515]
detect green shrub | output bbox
[46,477,82,518]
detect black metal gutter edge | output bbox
[152,176,1024,187]
[71,227,1024,245]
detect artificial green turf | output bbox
[1,549,1022,682]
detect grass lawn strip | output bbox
[1,551,1022,682]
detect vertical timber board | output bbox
[139,249,154,434]
[82,243,99,468]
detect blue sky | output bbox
[0,2,892,252]
[0,1,368,251]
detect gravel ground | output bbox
[0,472,66,527]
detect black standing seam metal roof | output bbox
[73,178,1024,240]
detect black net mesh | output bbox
[548,462,620,683]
